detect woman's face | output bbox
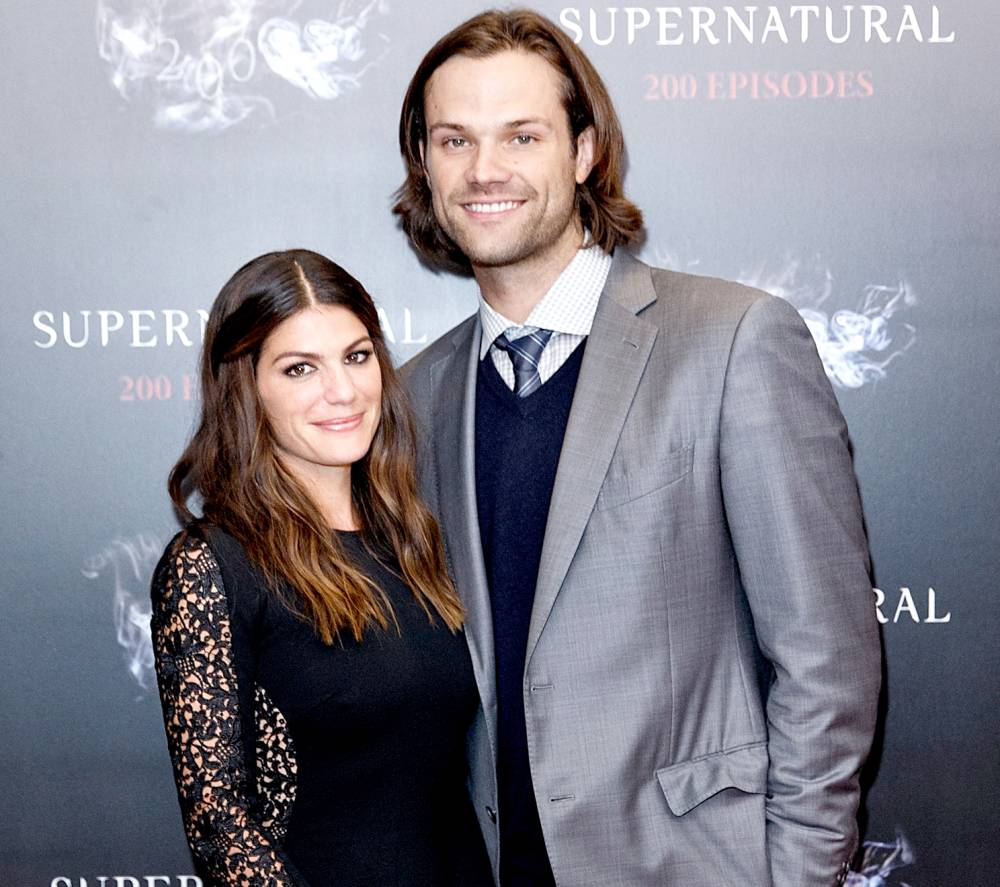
[256,304,382,488]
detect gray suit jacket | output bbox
[402,251,881,887]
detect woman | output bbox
[151,249,492,886]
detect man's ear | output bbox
[574,125,596,184]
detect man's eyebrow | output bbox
[506,117,552,129]
[428,122,467,135]
[427,118,554,136]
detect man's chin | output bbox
[449,232,532,269]
[466,248,529,268]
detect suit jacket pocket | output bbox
[595,443,694,511]
[655,741,768,816]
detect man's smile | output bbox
[461,199,526,216]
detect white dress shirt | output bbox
[477,243,613,390]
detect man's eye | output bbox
[512,134,535,145]
[445,137,468,149]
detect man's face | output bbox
[421,50,595,271]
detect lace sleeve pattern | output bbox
[150,531,298,886]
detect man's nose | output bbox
[465,141,512,188]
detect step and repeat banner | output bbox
[2,2,997,885]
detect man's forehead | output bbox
[423,49,566,120]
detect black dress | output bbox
[150,523,492,886]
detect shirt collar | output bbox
[477,242,613,360]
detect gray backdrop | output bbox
[2,2,997,885]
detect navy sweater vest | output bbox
[475,342,586,886]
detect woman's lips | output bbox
[312,413,364,432]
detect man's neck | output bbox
[474,224,584,325]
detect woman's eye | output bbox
[283,363,313,377]
[445,137,468,149]
[346,349,373,365]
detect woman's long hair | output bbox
[170,249,462,643]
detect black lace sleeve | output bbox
[150,531,300,886]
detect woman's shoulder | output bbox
[158,520,224,565]
[153,520,271,616]
[153,520,252,592]
[152,522,223,599]
[158,520,252,569]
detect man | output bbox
[395,9,881,886]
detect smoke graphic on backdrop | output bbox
[96,0,390,131]
[738,259,917,390]
[82,534,163,694]
[652,249,916,390]
[847,829,915,886]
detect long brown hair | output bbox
[170,249,462,643]
[393,7,643,275]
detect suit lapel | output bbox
[526,252,659,666]
[430,320,497,732]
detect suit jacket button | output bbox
[486,806,497,823]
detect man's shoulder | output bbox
[399,312,478,403]
[607,255,814,363]
[635,258,770,322]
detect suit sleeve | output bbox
[150,532,307,886]
[718,295,882,887]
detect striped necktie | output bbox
[494,329,553,398]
